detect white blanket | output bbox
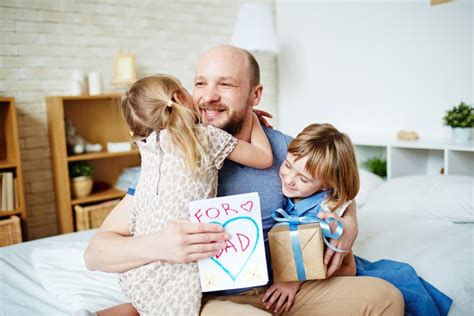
[0,230,96,315]
[0,175,472,315]
[354,175,474,315]
[355,214,473,316]
[31,242,127,312]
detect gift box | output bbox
[268,223,326,282]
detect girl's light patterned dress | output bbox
[118,124,238,316]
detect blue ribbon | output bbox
[272,208,347,281]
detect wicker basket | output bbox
[70,176,93,199]
[74,199,120,231]
[0,216,22,247]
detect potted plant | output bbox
[362,157,387,178]
[69,161,93,198]
[443,102,473,144]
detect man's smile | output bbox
[202,109,223,117]
[200,105,227,120]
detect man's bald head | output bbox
[193,45,264,138]
[197,45,260,88]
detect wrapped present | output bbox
[268,207,346,282]
[269,222,325,282]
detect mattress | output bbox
[0,230,96,315]
[1,174,472,315]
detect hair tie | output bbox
[167,99,173,107]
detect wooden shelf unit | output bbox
[71,188,126,205]
[46,94,140,233]
[67,149,139,162]
[0,97,27,244]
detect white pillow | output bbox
[356,169,385,207]
[361,175,474,222]
[31,242,128,312]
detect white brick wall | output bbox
[0,0,278,239]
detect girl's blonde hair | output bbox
[120,74,207,172]
[288,123,360,210]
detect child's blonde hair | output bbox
[120,74,207,172]
[288,123,360,210]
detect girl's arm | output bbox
[227,113,273,169]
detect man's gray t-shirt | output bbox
[128,127,293,295]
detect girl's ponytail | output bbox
[165,98,207,172]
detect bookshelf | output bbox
[353,136,474,179]
[46,94,140,233]
[0,97,27,244]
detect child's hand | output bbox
[317,211,340,233]
[253,109,273,129]
[317,210,357,278]
[261,281,302,314]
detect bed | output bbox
[1,173,472,315]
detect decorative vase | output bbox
[70,176,93,198]
[452,127,471,145]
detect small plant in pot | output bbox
[443,102,473,144]
[69,161,93,198]
[362,157,387,178]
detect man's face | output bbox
[193,48,253,135]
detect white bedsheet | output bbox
[1,174,473,315]
[0,230,96,316]
[2,223,472,316]
[355,211,473,316]
[31,242,127,312]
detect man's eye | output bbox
[221,83,231,86]
[195,82,205,87]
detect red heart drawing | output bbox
[240,201,253,213]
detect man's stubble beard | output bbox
[219,108,247,136]
[200,96,253,136]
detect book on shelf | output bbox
[0,172,15,211]
[107,141,132,153]
[14,178,19,210]
[114,166,141,192]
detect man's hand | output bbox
[253,109,273,129]
[317,210,358,277]
[261,281,302,314]
[151,219,230,263]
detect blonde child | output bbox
[262,123,359,314]
[113,74,273,316]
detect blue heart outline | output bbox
[210,216,260,281]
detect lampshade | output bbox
[231,3,279,54]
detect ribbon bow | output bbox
[272,208,347,281]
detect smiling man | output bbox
[84,46,403,315]
[194,47,259,138]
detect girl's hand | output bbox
[261,281,302,314]
[253,109,273,129]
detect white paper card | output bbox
[189,192,268,292]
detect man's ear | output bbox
[251,84,263,107]
[173,92,182,104]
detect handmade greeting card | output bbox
[189,192,268,292]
